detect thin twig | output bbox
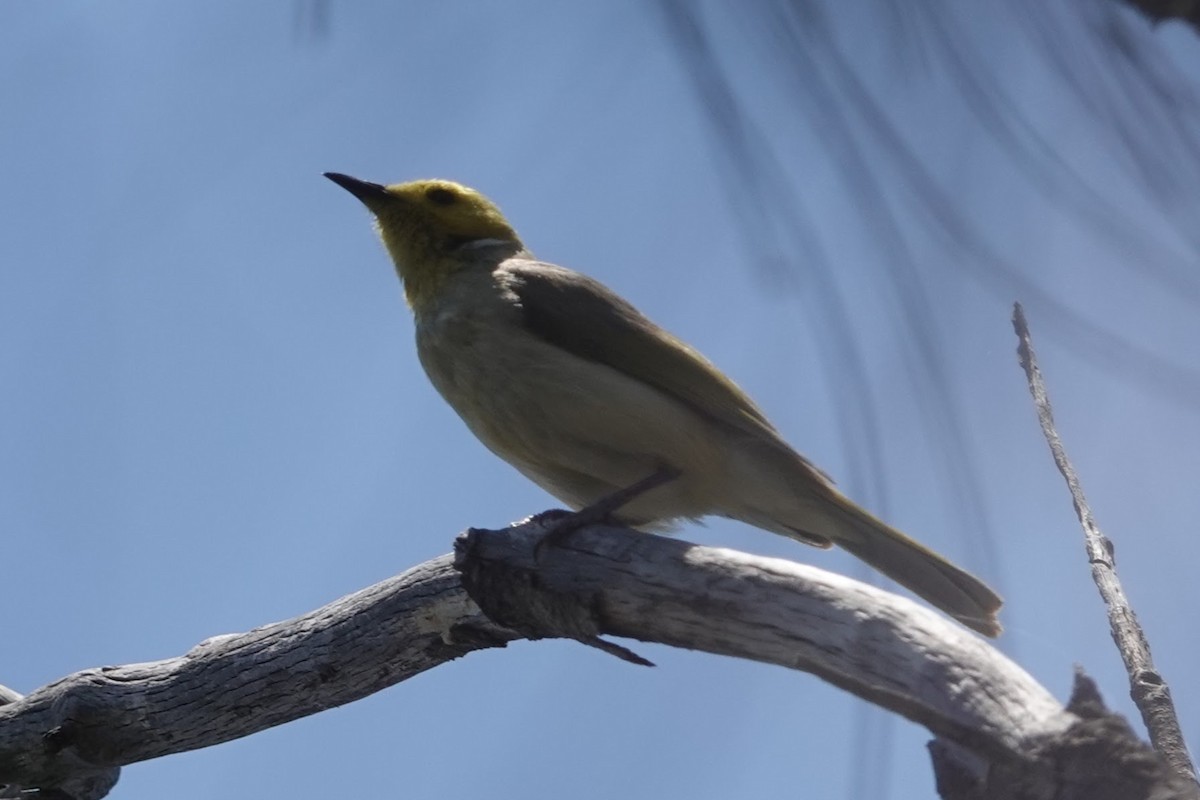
[1012,301,1197,785]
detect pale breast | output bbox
[412,269,729,520]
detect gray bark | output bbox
[0,555,516,799]
[1,522,1192,799]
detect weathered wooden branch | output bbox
[1013,302,1197,787]
[457,524,1067,748]
[0,555,518,799]
[0,683,119,800]
[460,524,1196,800]
[3,520,1194,799]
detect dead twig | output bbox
[1012,301,1196,785]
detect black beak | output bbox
[324,172,391,204]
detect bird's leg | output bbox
[567,466,682,530]
[534,466,681,557]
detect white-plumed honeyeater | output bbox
[325,173,1002,637]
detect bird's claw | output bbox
[531,467,682,561]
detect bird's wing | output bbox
[502,260,787,448]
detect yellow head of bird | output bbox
[325,174,522,308]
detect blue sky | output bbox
[3,2,1198,798]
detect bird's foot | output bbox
[533,467,681,560]
[525,508,575,527]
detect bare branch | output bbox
[0,683,119,800]
[456,523,1066,750]
[1012,301,1197,786]
[2,518,1192,799]
[0,555,517,797]
[457,522,1193,799]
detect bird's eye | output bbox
[425,187,457,206]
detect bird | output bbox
[324,173,1003,637]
